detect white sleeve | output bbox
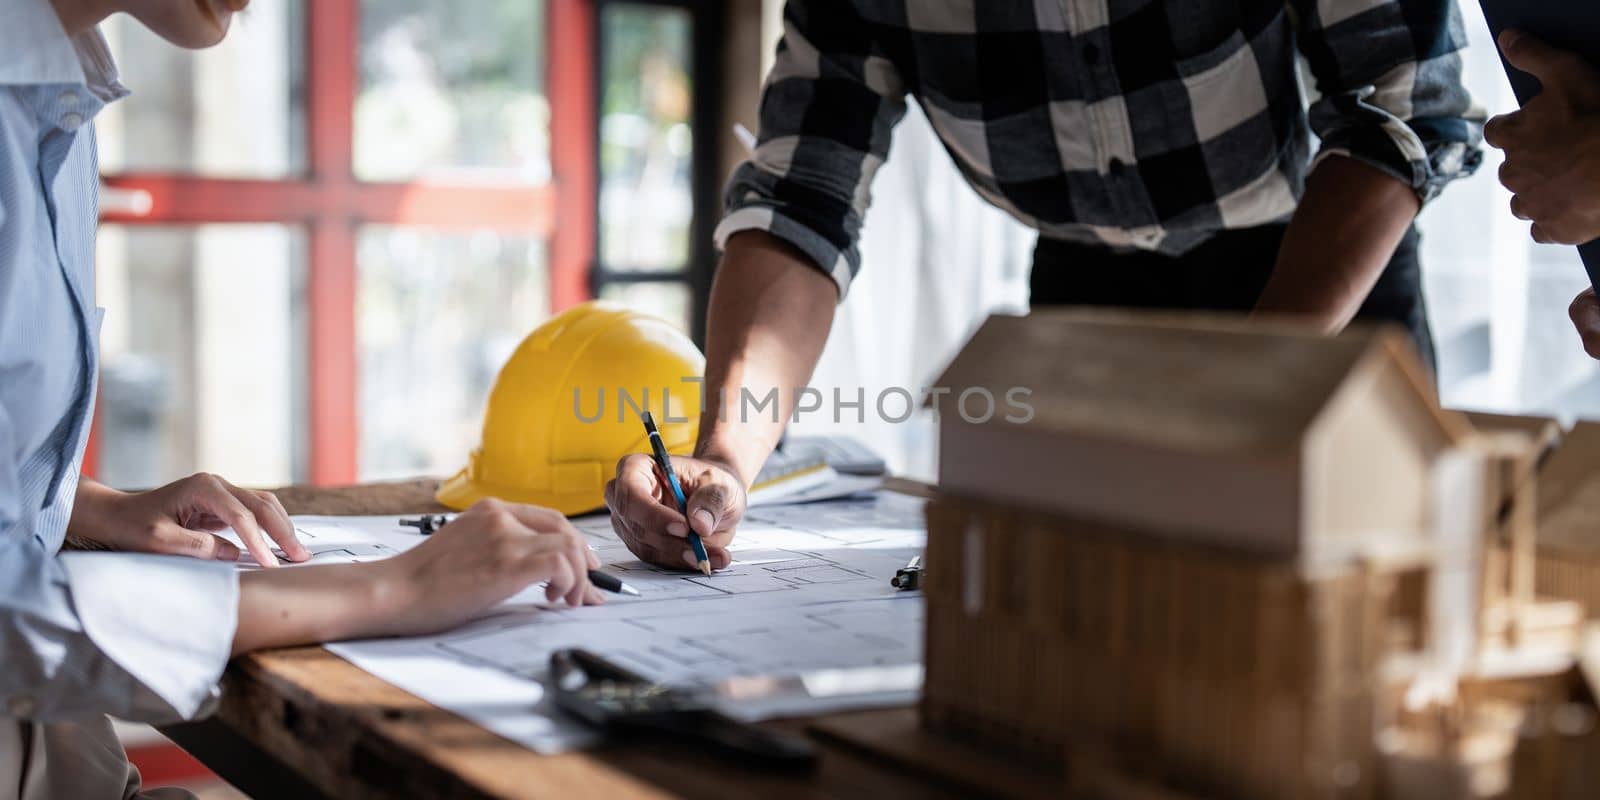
[0,316,239,724]
[0,456,240,722]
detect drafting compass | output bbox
[549,649,819,771]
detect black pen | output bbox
[586,569,641,597]
[398,515,641,597]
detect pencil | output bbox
[641,411,712,576]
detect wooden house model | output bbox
[1524,419,1600,618]
[934,311,1468,565]
[920,312,1593,799]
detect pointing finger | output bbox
[198,476,279,568]
[221,481,308,562]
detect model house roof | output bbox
[931,310,1470,454]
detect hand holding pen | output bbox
[641,412,713,576]
[601,413,746,574]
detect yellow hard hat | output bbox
[437,301,704,515]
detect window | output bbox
[356,228,549,479]
[592,0,721,337]
[1419,4,1600,420]
[599,4,692,273]
[98,2,306,178]
[96,224,307,487]
[354,0,550,182]
[96,0,599,486]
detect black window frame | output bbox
[590,0,726,346]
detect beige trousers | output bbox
[1,717,194,800]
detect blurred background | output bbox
[87,1,1600,794]
[94,0,713,493]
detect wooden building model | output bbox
[922,312,1594,799]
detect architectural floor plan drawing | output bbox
[234,529,401,570]
[251,492,928,753]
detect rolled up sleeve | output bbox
[713,0,908,298]
[1291,0,1486,203]
[0,408,238,724]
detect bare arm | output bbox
[231,499,603,655]
[233,564,395,654]
[1265,0,1479,328]
[1253,156,1420,330]
[604,2,906,570]
[697,231,839,483]
[604,231,838,571]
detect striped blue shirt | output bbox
[1,0,238,723]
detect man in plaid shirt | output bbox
[607,1,1484,569]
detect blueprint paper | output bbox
[230,493,928,754]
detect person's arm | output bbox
[0,393,243,721]
[1262,0,1485,328]
[231,500,602,654]
[1254,156,1419,329]
[605,1,905,570]
[695,232,838,485]
[12,491,599,722]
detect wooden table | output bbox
[161,480,966,800]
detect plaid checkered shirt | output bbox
[714,0,1486,295]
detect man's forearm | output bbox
[1254,155,1421,331]
[695,231,839,485]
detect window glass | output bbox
[598,281,691,334]
[356,0,549,182]
[99,2,306,178]
[96,225,308,489]
[357,227,550,480]
[599,4,693,272]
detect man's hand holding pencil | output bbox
[604,414,746,573]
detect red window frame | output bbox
[94,0,597,485]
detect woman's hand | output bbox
[233,499,603,653]
[384,499,605,624]
[70,475,309,568]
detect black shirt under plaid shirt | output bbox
[715,0,1485,295]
